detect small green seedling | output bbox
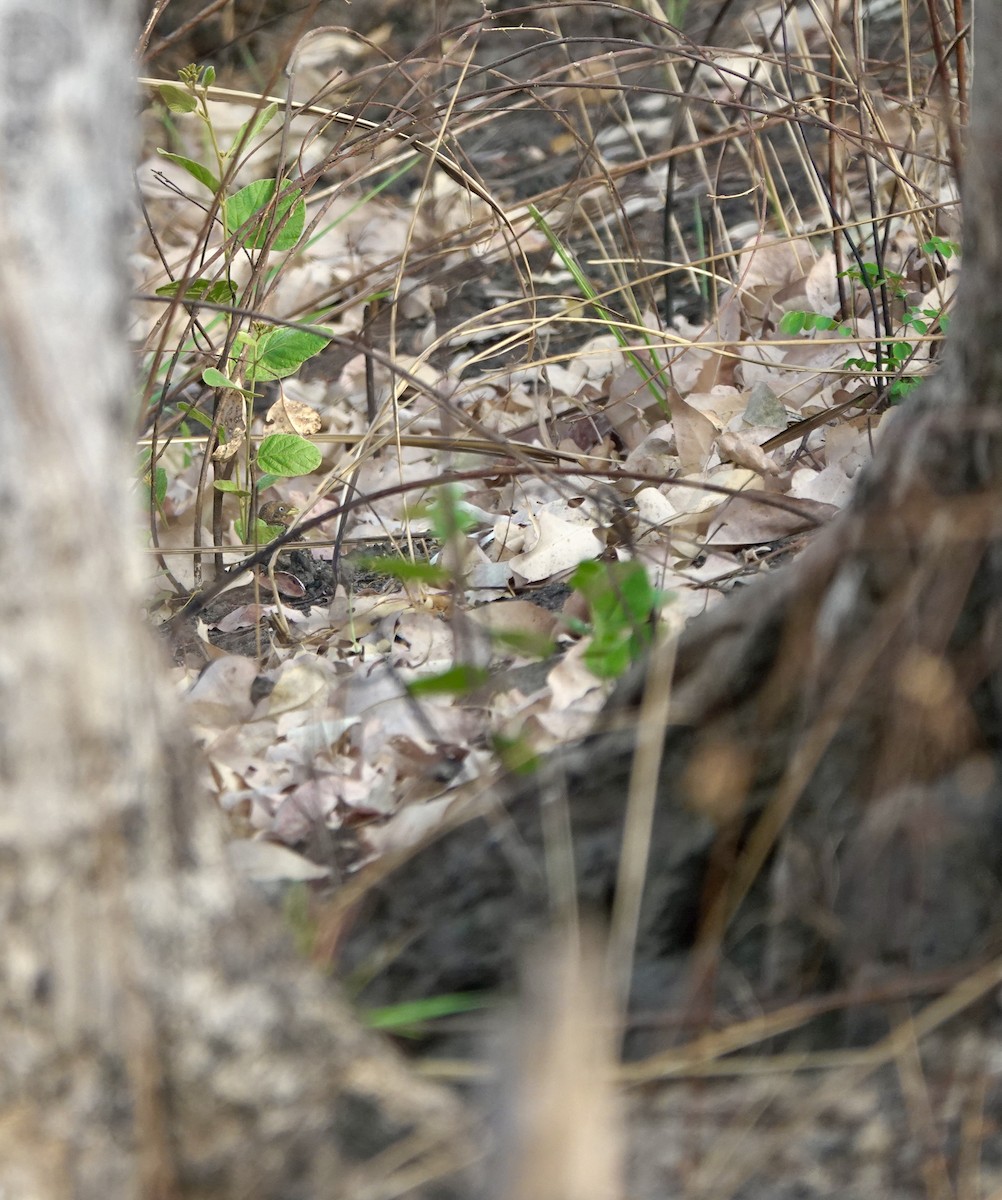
[149,66,334,549]
[779,239,958,403]
[568,559,664,679]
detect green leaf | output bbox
[149,466,168,507]
[201,65,216,88]
[225,101,279,159]
[425,484,477,539]
[779,310,806,335]
[617,564,659,622]
[212,480,249,495]
[569,559,604,600]
[407,664,491,697]
[155,277,236,305]
[236,518,283,544]
[156,149,219,193]
[922,236,959,259]
[363,993,492,1033]
[491,733,541,776]
[584,631,633,680]
[159,83,197,114]
[202,367,255,395]
[176,403,214,431]
[256,433,322,477]
[245,325,330,382]
[570,560,659,680]
[224,179,305,251]
[490,629,557,659]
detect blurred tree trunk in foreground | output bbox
[0,3,474,1197]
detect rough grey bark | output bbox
[0,4,474,1197]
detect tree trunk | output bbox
[0,3,474,1197]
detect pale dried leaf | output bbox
[716,431,782,476]
[671,395,717,474]
[184,655,260,725]
[706,495,834,546]
[263,660,332,717]
[468,599,559,641]
[263,396,323,436]
[509,511,603,583]
[633,487,676,532]
[547,642,606,711]
[211,391,246,463]
[227,839,331,883]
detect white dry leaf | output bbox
[529,701,605,748]
[184,655,260,726]
[574,331,631,380]
[492,514,530,558]
[341,667,429,753]
[666,297,737,377]
[386,354,443,404]
[671,394,717,475]
[275,710,358,750]
[804,250,840,316]
[825,422,872,476]
[509,510,604,583]
[633,486,676,534]
[361,794,462,859]
[280,377,329,411]
[715,431,782,476]
[269,259,341,318]
[623,426,677,478]
[468,599,559,643]
[607,361,656,413]
[465,556,517,600]
[706,493,827,546]
[398,280,438,321]
[328,592,411,634]
[735,233,814,295]
[206,720,283,779]
[701,44,777,103]
[789,464,856,508]
[337,765,398,817]
[683,386,747,430]
[384,610,480,674]
[227,839,331,883]
[666,467,761,527]
[347,199,412,259]
[538,494,599,522]
[664,325,713,395]
[261,659,332,717]
[740,337,849,410]
[547,641,607,712]
[604,394,654,452]
[263,395,323,437]
[269,779,339,844]
[212,603,272,633]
